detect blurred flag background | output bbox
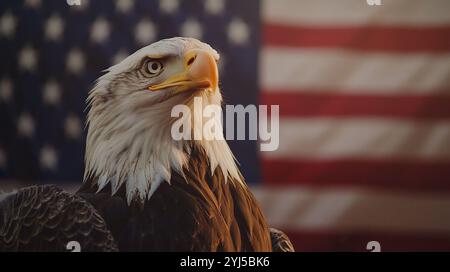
[1,0,450,251]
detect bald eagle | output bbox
[0,37,294,252]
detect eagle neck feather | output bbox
[84,87,243,205]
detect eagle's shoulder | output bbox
[0,185,118,251]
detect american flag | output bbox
[255,0,450,251]
[1,0,450,251]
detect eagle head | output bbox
[84,37,242,204]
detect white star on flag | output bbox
[181,19,203,40]
[112,49,129,65]
[65,114,83,140]
[43,80,62,106]
[135,20,156,45]
[159,0,179,14]
[0,77,13,103]
[24,0,41,9]
[17,113,35,138]
[45,14,64,41]
[0,11,17,38]
[205,0,225,15]
[228,18,249,45]
[40,146,58,171]
[0,148,6,169]
[116,0,134,14]
[18,45,38,72]
[90,17,111,44]
[66,48,85,75]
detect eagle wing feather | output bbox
[0,185,118,252]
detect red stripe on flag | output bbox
[264,24,450,52]
[262,159,450,192]
[261,92,450,119]
[284,229,450,251]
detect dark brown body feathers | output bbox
[0,185,117,251]
[1,148,291,251]
[78,145,272,251]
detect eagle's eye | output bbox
[146,60,163,76]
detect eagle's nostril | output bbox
[187,55,196,66]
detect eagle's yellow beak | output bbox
[148,49,218,93]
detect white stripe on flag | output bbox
[252,186,450,234]
[260,48,450,94]
[263,0,450,26]
[263,118,450,160]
